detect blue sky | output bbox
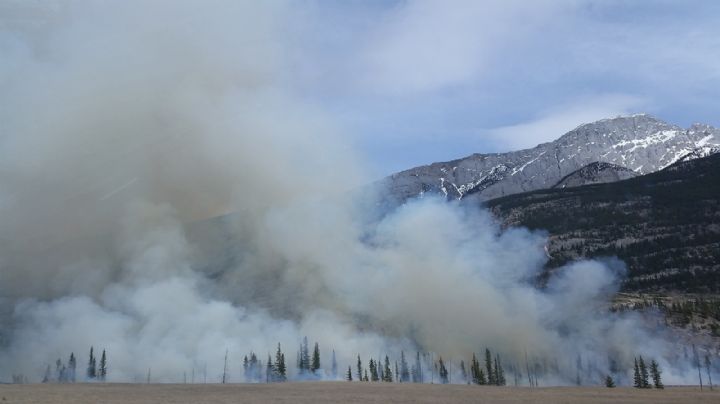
[281,0,720,176]
[2,1,719,178]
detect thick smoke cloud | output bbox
[0,1,694,384]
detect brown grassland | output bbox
[1,382,719,404]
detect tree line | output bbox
[41,346,107,383]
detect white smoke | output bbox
[0,0,703,385]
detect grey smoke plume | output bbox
[0,1,696,385]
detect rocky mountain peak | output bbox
[379,114,720,206]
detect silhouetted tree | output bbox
[633,357,642,388]
[438,357,449,384]
[605,375,615,388]
[485,349,495,385]
[400,351,410,382]
[68,353,76,383]
[650,359,663,389]
[705,355,713,391]
[99,350,107,381]
[311,343,320,374]
[346,366,353,381]
[356,355,362,381]
[87,347,96,379]
[331,350,338,379]
[638,356,649,388]
[276,343,287,381]
[383,356,393,382]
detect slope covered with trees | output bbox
[485,153,720,293]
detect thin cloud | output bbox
[484,95,649,150]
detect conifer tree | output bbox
[470,353,481,385]
[705,355,713,391]
[370,358,379,381]
[331,350,338,379]
[364,368,369,382]
[68,353,76,383]
[400,351,410,382]
[383,356,393,382]
[605,375,615,388]
[250,353,259,382]
[87,347,96,379]
[633,357,642,388]
[460,360,467,383]
[495,354,506,386]
[638,356,650,388]
[413,352,422,383]
[311,343,320,374]
[99,350,107,381]
[300,337,310,373]
[357,355,362,381]
[243,355,250,381]
[276,343,286,381]
[650,359,663,389]
[56,358,63,382]
[438,357,449,384]
[266,355,274,383]
[346,366,353,381]
[485,349,495,385]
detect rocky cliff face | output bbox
[379,114,720,205]
[553,162,638,189]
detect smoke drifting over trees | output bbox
[0,0,708,385]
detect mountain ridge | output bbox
[379,114,720,205]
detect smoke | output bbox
[0,1,703,385]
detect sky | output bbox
[2,0,720,177]
[282,0,720,175]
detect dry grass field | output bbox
[1,382,718,404]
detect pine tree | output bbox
[638,356,650,388]
[56,358,62,382]
[243,355,250,381]
[485,349,495,385]
[460,360,467,383]
[68,353,76,383]
[266,355,274,383]
[300,337,310,374]
[356,355,362,381]
[413,352,422,383]
[250,353,259,382]
[495,354,506,386]
[276,343,286,381]
[346,366,353,381]
[650,359,663,389]
[99,350,107,381]
[370,358,379,381]
[400,351,410,382]
[471,353,482,385]
[605,375,615,388]
[633,357,642,388]
[331,350,338,379]
[311,343,320,374]
[438,357,449,384]
[364,368,369,382]
[383,356,393,382]
[705,355,713,391]
[87,347,96,379]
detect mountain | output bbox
[379,114,720,205]
[485,153,720,293]
[553,162,638,189]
